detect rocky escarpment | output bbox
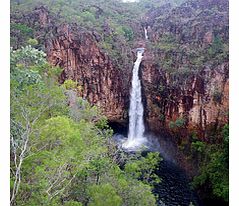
[142,54,228,138]
[141,0,229,140]
[11,6,133,122]
[45,24,129,122]
[10,0,229,139]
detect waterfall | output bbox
[144,27,149,40]
[122,48,147,150]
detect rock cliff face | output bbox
[141,0,229,140]
[45,24,129,122]
[142,58,228,138]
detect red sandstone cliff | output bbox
[11,1,229,140]
[45,24,129,122]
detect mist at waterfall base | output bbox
[112,131,176,163]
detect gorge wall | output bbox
[11,0,229,141]
[45,24,129,122]
[142,54,228,139]
[141,0,229,141]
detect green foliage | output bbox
[99,34,124,64]
[11,45,46,68]
[62,79,78,90]
[10,46,69,205]
[11,23,34,48]
[102,165,157,206]
[88,184,122,206]
[68,97,101,122]
[157,34,179,51]
[206,36,228,63]
[64,201,82,206]
[208,36,223,57]
[222,124,229,146]
[27,38,38,46]
[138,0,185,9]
[11,23,33,35]
[11,46,62,93]
[125,152,162,185]
[169,117,186,129]
[122,26,134,41]
[11,68,42,91]
[81,11,96,23]
[192,124,229,202]
[112,24,134,41]
[18,115,108,203]
[191,141,206,153]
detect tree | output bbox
[192,124,229,202]
[122,26,134,41]
[125,152,162,185]
[88,184,122,206]
[10,46,67,205]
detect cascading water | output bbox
[144,27,149,40]
[122,48,148,150]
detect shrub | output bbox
[81,11,96,23]
[191,141,206,153]
[169,117,186,129]
[62,79,78,90]
[11,23,33,36]
[122,26,134,41]
[27,38,38,46]
[64,201,83,206]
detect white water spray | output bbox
[122,48,148,150]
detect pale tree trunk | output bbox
[10,105,48,205]
[10,120,31,205]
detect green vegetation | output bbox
[169,117,186,129]
[208,36,228,60]
[189,125,229,202]
[62,79,78,90]
[10,45,160,205]
[153,33,180,52]
[27,38,38,46]
[125,152,162,185]
[10,23,34,48]
[138,0,185,9]
[177,125,229,203]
